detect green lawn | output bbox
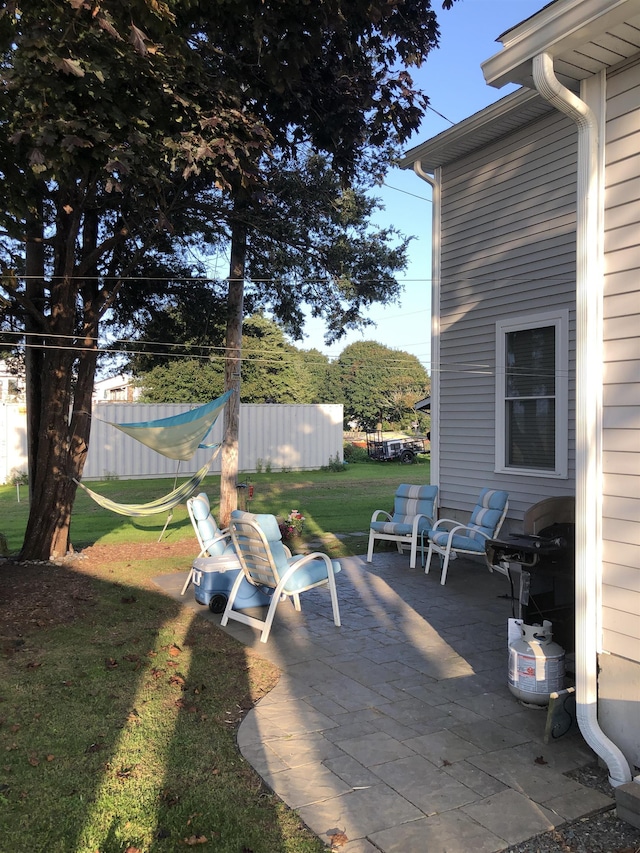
[0,459,432,852]
[1,458,431,556]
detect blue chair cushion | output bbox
[192,493,233,556]
[370,484,437,537]
[467,488,509,542]
[430,531,486,553]
[230,510,290,572]
[282,555,342,594]
[370,519,431,536]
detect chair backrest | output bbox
[392,484,438,525]
[229,511,290,588]
[188,492,229,557]
[467,488,509,542]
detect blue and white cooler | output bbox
[191,555,272,613]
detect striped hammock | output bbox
[74,456,216,517]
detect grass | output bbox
[0,459,431,852]
[1,458,431,557]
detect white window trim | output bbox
[495,309,569,479]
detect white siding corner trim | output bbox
[495,309,569,478]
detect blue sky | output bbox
[300,0,545,367]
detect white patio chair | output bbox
[367,484,438,568]
[425,488,509,585]
[221,512,341,643]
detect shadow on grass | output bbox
[0,559,321,852]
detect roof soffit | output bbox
[398,89,554,172]
[482,0,640,88]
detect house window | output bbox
[495,310,568,478]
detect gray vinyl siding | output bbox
[438,110,577,525]
[602,59,640,662]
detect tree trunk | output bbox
[19,206,100,561]
[220,218,247,527]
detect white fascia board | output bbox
[398,89,547,172]
[482,0,636,88]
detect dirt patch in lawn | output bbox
[0,540,194,650]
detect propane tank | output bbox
[508,620,565,706]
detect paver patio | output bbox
[155,549,612,853]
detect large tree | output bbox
[0,1,272,559]
[330,341,430,431]
[1,0,453,559]
[138,314,329,405]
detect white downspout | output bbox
[532,52,631,787]
[413,161,440,494]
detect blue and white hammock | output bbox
[75,391,231,518]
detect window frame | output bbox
[495,309,569,479]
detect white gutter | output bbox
[412,162,440,494]
[532,52,632,788]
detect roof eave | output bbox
[398,88,552,172]
[482,0,637,88]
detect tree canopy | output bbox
[330,341,430,431]
[139,314,331,405]
[0,0,454,559]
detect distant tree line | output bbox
[134,315,430,432]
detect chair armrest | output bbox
[276,551,338,592]
[411,513,435,533]
[433,522,491,546]
[201,530,234,557]
[429,518,458,534]
[370,509,393,524]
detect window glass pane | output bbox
[506,399,555,469]
[506,326,555,397]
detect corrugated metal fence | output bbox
[0,402,344,483]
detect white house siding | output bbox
[601,60,640,673]
[437,110,577,526]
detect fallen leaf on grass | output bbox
[160,789,179,807]
[123,654,140,663]
[25,661,42,669]
[167,645,181,657]
[116,766,135,779]
[46,754,54,762]
[184,836,207,846]
[168,674,186,688]
[85,742,104,754]
[124,847,141,852]
[105,658,118,670]
[10,724,20,733]
[28,755,39,766]
[121,596,137,604]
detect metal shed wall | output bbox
[83,403,343,479]
[0,403,343,483]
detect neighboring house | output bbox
[401,0,640,814]
[0,359,25,403]
[92,373,141,404]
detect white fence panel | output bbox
[0,404,28,483]
[84,402,343,480]
[0,402,344,483]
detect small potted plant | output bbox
[278,510,305,542]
